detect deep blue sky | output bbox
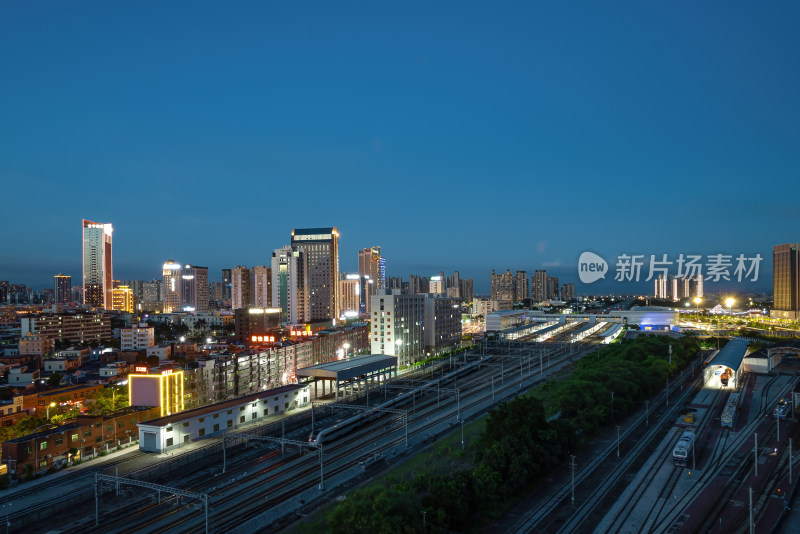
[1,2,798,294]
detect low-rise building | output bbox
[8,366,40,386]
[18,333,54,358]
[137,384,309,453]
[1,406,159,478]
[120,323,155,351]
[20,313,111,345]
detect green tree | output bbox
[327,486,422,534]
[47,374,62,388]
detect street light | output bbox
[46,402,56,420]
[694,297,702,315]
[343,342,351,361]
[726,298,735,315]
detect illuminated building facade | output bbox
[358,246,385,289]
[111,285,135,313]
[773,243,800,319]
[370,289,424,367]
[490,270,514,302]
[129,368,185,417]
[290,227,339,321]
[82,219,113,309]
[162,260,182,313]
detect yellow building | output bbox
[129,368,184,417]
[111,285,135,313]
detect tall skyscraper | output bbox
[182,265,209,312]
[290,227,339,321]
[82,219,113,309]
[271,246,308,323]
[370,289,424,366]
[654,274,669,299]
[561,283,575,301]
[54,274,72,304]
[773,243,800,319]
[162,260,182,313]
[548,276,559,300]
[252,265,272,308]
[531,270,548,302]
[231,266,252,311]
[222,269,232,301]
[358,247,386,289]
[514,271,528,301]
[490,270,514,301]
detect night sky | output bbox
[2,2,798,294]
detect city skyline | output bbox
[2,3,797,294]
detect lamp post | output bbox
[46,402,55,420]
[726,298,735,315]
[343,342,351,361]
[694,297,702,316]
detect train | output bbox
[721,393,741,429]
[672,429,695,467]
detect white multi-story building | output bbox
[423,294,462,356]
[271,247,307,324]
[370,289,424,367]
[121,323,155,351]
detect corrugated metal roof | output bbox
[297,354,397,381]
[707,338,749,370]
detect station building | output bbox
[297,354,397,402]
[136,383,310,453]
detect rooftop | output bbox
[297,354,397,381]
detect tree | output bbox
[327,486,422,534]
[47,374,62,388]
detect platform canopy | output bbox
[707,338,749,370]
[297,354,397,382]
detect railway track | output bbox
[54,341,586,533]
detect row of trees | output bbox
[324,335,704,531]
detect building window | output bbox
[95,436,102,443]
[198,428,205,437]
[55,437,63,445]
[166,437,173,447]
[227,410,232,414]
[40,442,47,450]
[182,422,189,428]
[198,417,205,423]
[227,420,233,428]
[240,415,245,423]
[71,434,78,442]
[213,413,219,419]
[166,426,173,432]
[118,422,124,428]
[213,424,219,432]
[84,430,92,437]
[273,406,279,414]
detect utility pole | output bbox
[749,486,753,534]
[570,455,576,506]
[611,391,615,424]
[645,401,650,426]
[754,433,758,477]
[616,426,620,458]
[791,438,793,484]
[666,377,669,406]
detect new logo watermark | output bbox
[577,252,763,284]
[578,252,608,284]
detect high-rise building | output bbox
[291,228,339,321]
[423,294,462,355]
[408,275,427,295]
[561,283,575,301]
[773,243,800,319]
[111,285,135,313]
[370,289,424,366]
[548,276,559,300]
[142,280,162,304]
[358,247,386,290]
[252,266,272,308]
[531,270,549,302]
[490,270,515,302]
[271,247,307,324]
[162,260,182,313]
[222,269,232,301]
[514,271,528,301]
[82,219,113,309]
[654,274,669,299]
[429,276,445,295]
[181,265,209,312]
[231,266,252,311]
[54,274,72,304]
